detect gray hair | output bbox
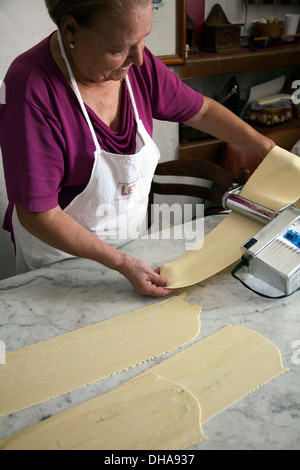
[45,0,152,28]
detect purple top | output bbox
[0,34,203,237]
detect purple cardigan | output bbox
[0,34,203,237]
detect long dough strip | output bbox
[0,325,286,450]
[153,324,288,423]
[0,294,201,417]
[0,373,206,450]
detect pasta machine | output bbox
[222,187,300,298]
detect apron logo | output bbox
[115,176,141,201]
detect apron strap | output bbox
[124,75,140,123]
[57,30,101,153]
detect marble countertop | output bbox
[0,215,299,450]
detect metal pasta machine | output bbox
[222,187,300,298]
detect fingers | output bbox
[150,269,168,287]
[144,271,173,297]
[146,284,174,297]
[118,255,173,297]
[143,270,174,297]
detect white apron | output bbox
[12,31,160,274]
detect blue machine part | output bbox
[284,230,300,249]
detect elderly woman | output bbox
[0,0,275,296]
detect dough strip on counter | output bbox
[0,325,287,450]
[0,373,206,450]
[0,294,201,417]
[153,324,288,423]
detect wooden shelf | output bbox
[178,120,300,161]
[179,42,300,79]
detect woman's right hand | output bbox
[118,254,173,297]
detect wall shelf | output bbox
[178,1,300,161]
[179,42,300,79]
[178,120,300,161]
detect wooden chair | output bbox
[148,159,250,228]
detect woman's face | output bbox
[65,3,153,83]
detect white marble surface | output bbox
[0,215,299,450]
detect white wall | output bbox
[0,0,55,279]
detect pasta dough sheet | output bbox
[0,325,287,450]
[0,373,206,450]
[153,324,288,423]
[0,294,201,417]
[161,146,300,288]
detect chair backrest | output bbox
[148,159,250,227]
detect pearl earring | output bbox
[70,42,75,49]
